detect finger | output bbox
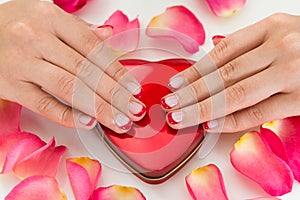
[36,36,146,121]
[168,19,268,90]
[165,66,283,129]
[53,13,142,96]
[161,43,275,110]
[25,60,140,133]
[203,93,299,133]
[14,83,96,130]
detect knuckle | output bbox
[33,1,58,17]
[247,107,264,124]
[211,39,230,62]
[227,83,246,107]
[58,107,72,125]
[110,67,126,81]
[198,102,209,122]
[36,95,56,113]
[227,114,239,131]
[7,20,37,42]
[266,13,288,26]
[85,35,102,54]
[280,33,300,52]
[95,102,106,117]
[75,59,94,78]
[57,74,75,96]
[220,62,236,85]
[189,83,202,102]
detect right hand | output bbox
[0,0,146,133]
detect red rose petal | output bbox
[13,138,67,179]
[53,0,88,13]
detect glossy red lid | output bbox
[99,59,204,183]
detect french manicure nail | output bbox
[129,101,146,117]
[161,94,179,109]
[79,114,96,126]
[167,111,183,125]
[115,113,132,130]
[203,120,218,129]
[168,76,184,90]
[127,82,142,97]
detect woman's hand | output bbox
[161,13,300,133]
[0,0,146,133]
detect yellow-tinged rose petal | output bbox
[104,10,140,52]
[230,131,293,196]
[185,164,228,200]
[146,5,205,54]
[66,157,101,200]
[261,117,300,182]
[92,185,146,200]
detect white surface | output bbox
[1,0,300,199]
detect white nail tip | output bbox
[115,113,130,127]
[172,112,183,123]
[165,95,178,108]
[169,76,184,89]
[127,82,141,95]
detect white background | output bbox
[1,0,300,199]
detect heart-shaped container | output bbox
[98,59,205,183]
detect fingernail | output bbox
[203,120,218,130]
[161,94,178,109]
[115,113,132,130]
[97,24,114,29]
[167,111,183,125]
[168,76,184,90]
[79,114,96,126]
[129,101,146,117]
[212,35,225,46]
[127,82,142,97]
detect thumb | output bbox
[91,25,114,41]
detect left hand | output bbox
[161,13,300,133]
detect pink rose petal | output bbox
[1,136,46,174]
[205,0,246,17]
[92,185,146,200]
[104,10,140,51]
[5,175,66,200]
[146,5,205,53]
[53,0,88,13]
[248,198,281,200]
[0,100,21,136]
[230,131,293,196]
[66,157,102,200]
[0,132,41,172]
[13,138,67,179]
[261,117,300,182]
[185,164,228,200]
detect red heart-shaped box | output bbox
[98,59,205,184]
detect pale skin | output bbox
[0,0,146,133]
[1,1,299,134]
[163,13,300,133]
